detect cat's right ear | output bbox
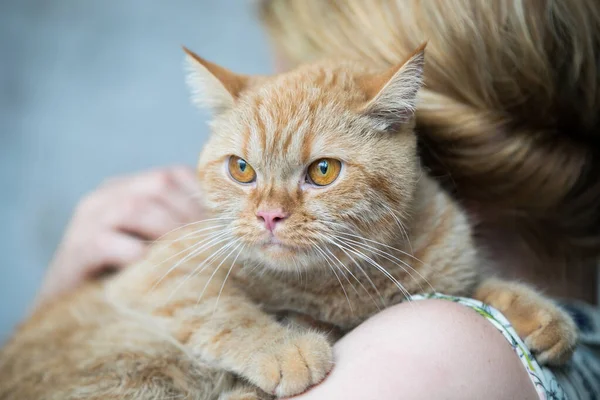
[358,43,426,131]
[183,47,248,114]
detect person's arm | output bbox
[36,166,205,305]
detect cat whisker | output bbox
[150,217,235,244]
[323,245,386,311]
[334,230,426,266]
[213,241,247,314]
[160,233,237,302]
[292,257,303,287]
[322,246,361,297]
[150,229,235,293]
[147,225,232,271]
[318,222,432,294]
[328,237,412,303]
[152,223,231,245]
[318,233,384,310]
[382,204,413,254]
[333,230,433,289]
[195,237,247,306]
[310,239,354,313]
[162,238,236,303]
[337,235,435,294]
[317,233,382,306]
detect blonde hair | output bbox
[258,0,600,260]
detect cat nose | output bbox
[256,209,289,233]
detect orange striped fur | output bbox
[0,48,577,400]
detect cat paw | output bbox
[521,304,578,366]
[474,279,578,366]
[244,331,333,398]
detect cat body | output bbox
[0,47,577,400]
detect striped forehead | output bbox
[219,65,365,179]
[240,86,335,172]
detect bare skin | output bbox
[36,166,205,304]
[290,300,539,400]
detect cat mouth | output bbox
[260,237,297,252]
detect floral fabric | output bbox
[410,293,566,399]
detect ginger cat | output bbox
[0,45,578,400]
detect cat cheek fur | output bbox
[197,160,245,212]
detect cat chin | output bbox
[245,246,320,273]
[256,245,298,265]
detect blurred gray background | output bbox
[0,0,272,341]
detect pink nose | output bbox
[256,210,289,232]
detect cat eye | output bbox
[228,156,256,184]
[306,158,342,187]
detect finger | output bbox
[84,232,147,277]
[169,165,203,197]
[159,166,206,223]
[155,191,205,228]
[83,167,206,237]
[97,167,182,199]
[112,167,203,222]
[115,198,183,240]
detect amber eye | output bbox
[307,158,342,186]
[228,156,256,184]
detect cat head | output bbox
[185,45,425,272]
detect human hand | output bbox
[37,166,205,304]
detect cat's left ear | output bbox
[183,46,248,114]
[358,43,426,131]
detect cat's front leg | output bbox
[179,294,333,398]
[473,278,578,365]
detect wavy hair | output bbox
[258,0,600,262]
